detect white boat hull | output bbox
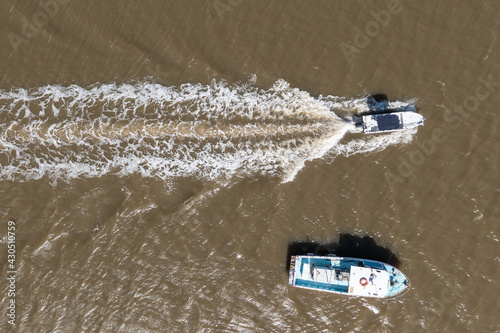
[362,111,424,134]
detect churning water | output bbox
[0,80,416,183]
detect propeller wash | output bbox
[0,80,416,183]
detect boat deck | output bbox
[293,257,370,293]
[289,255,409,298]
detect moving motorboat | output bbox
[360,111,424,134]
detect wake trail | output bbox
[1,121,336,142]
[0,80,417,183]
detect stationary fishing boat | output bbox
[288,255,410,298]
[361,111,424,134]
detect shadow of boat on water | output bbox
[286,233,401,272]
[366,93,417,114]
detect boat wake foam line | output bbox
[0,80,417,182]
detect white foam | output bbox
[0,80,418,183]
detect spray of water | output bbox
[0,80,416,183]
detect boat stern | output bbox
[288,255,296,286]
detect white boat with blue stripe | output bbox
[288,255,410,298]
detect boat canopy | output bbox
[376,114,401,131]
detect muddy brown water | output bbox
[0,1,499,332]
